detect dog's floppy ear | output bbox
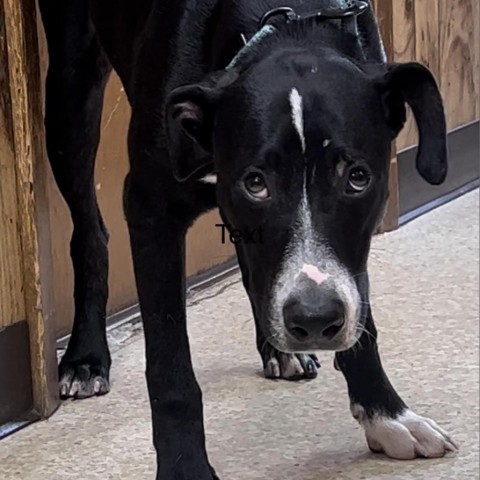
[166,71,238,182]
[380,62,448,185]
[166,84,218,182]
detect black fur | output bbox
[38,1,448,478]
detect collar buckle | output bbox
[259,1,369,29]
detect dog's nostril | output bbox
[322,322,343,340]
[291,326,309,340]
[283,292,346,343]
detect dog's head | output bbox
[166,47,447,353]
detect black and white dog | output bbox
[39,0,457,478]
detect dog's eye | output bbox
[244,173,269,200]
[346,167,371,195]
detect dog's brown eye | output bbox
[346,167,371,194]
[244,173,269,200]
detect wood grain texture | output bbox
[439,0,479,130]
[392,0,416,63]
[415,0,440,81]
[389,0,479,150]
[474,0,480,116]
[379,157,399,233]
[0,5,26,328]
[392,0,418,152]
[3,0,59,417]
[371,1,400,232]
[372,0,394,59]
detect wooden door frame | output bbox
[1,0,59,420]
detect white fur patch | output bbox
[289,88,306,153]
[199,174,218,184]
[336,159,347,177]
[351,405,458,459]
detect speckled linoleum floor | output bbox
[1,190,479,480]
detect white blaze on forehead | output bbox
[301,264,329,285]
[289,88,306,153]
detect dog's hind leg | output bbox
[39,0,112,399]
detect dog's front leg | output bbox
[336,278,458,460]
[125,180,217,480]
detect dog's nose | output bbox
[283,291,345,342]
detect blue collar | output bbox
[226,1,369,71]
[226,25,277,70]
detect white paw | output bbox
[352,406,458,460]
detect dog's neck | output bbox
[225,19,367,75]
[216,1,370,73]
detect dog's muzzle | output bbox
[269,262,361,353]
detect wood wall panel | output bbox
[415,0,440,81]
[392,0,418,151]
[44,73,139,337]
[439,0,479,130]
[2,0,59,417]
[0,6,26,328]
[387,0,479,151]
[186,212,235,277]
[392,0,416,62]
[373,0,399,232]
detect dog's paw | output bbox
[59,357,111,399]
[352,406,458,459]
[259,342,320,380]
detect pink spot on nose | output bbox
[301,264,329,285]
